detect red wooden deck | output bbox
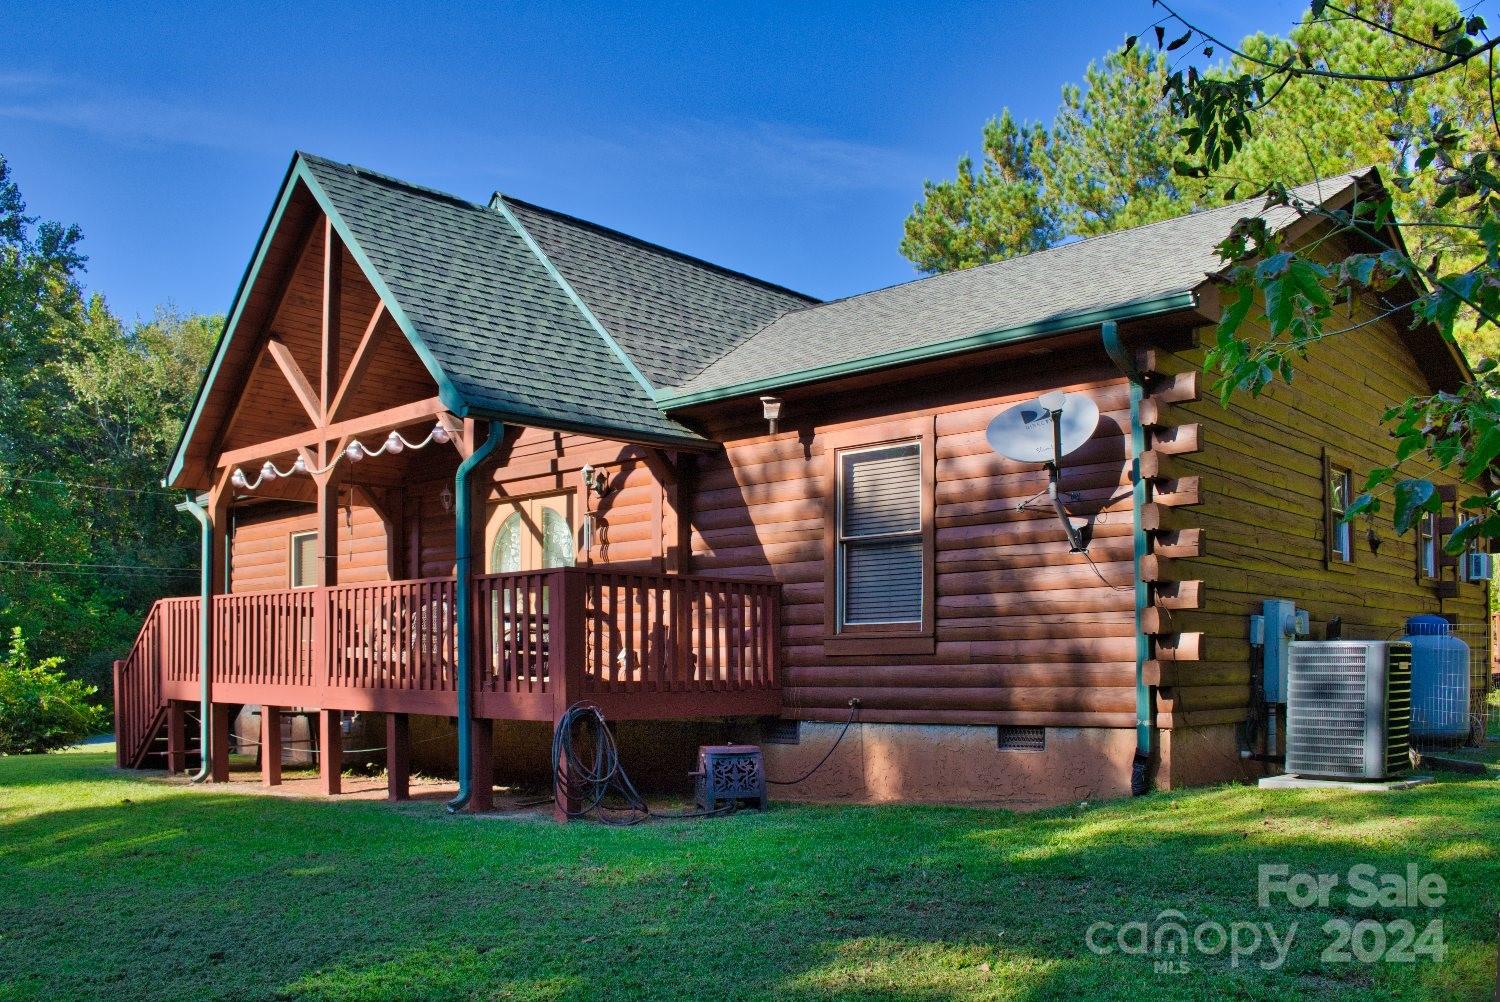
[114,567,781,769]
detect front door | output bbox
[485,492,577,573]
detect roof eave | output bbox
[655,290,1201,410]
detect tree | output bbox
[901,110,1056,272]
[902,46,1208,273]
[1153,0,1500,548]
[0,155,215,693]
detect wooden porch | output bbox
[114,567,780,797]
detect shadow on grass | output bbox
[1,753,1497,1001]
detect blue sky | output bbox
[2,1,1308,323]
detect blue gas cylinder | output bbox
[1402,614,1470,740]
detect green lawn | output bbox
[1,750,1497,1000]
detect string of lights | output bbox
[230,420,452,492]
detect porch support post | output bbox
[386,713,410,802]
[209,703,232,782]
[314,469,344,588]
[551,567,584,823]
[165,701,187,774]
[319,709,343,796]
[260,705,283,787]
[469,718,494,813]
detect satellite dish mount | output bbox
[986,391,1101,553]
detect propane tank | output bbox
[1402,614,1470,740]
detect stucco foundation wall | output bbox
[405,716,1262,808]
[763,722,1138,808]
[1156,723,1265,790]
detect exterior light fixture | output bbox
[581,463,612,498]
[259,461,278,482]
[760,395,784,435]
[431,421,451,445]
[231,468,249,489]
[440,485,454,512]
[345,441,365,463]
[292,454,307,475]
[384,431,405,454]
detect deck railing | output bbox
[116,568,779,743]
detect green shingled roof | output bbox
[298,154,703,445]
[497,195,816,389]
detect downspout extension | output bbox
[177,495,214,784]
[1100,321,1157,795]
[446,421,503,814]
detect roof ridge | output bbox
[296,151,489,213]
[492,196,665,401]
[496,193,820,304]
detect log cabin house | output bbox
[113,153,1487,813]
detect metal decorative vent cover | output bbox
[996,725,1046,752]
[694,744,767,811]
[760,718,801,745]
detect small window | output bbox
[1417,511,1439,580]
[838,442,923,627]
[1329,467,1353,563]
[290,531,319,589]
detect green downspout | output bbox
[1100,321,1156,794]
[178,495,214,783]
[446,421,502,813]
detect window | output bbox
[839,442,923,627]
[1322,449,1355,568]
[289,531,318,589]
[1329,467,1353,563]
[822,418,936,655]
[1417,511,1439,580]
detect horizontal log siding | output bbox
[1159,302,1489,726]
[693,354,1140,728]
[230,502,390,592]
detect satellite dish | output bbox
[986,392,1100,465]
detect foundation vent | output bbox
[996,725,1046,752]
[760,718,801,745]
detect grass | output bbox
[1,750,1497,1000]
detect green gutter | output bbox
[446,421,504,814]
[176,495,214,784]
[1100,320,1156,794]
[656,291,1199,410]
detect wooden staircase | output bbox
[114,600,174,769]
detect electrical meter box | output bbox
[1251,598,1310,704]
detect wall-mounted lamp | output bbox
[581,463,612,499]
[761,395,784,436]
[1366,512,1382,554]
[440,485,454,513]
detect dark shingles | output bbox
[298,154,702,444]
[664,172,1372,401]
[500,196,815,388]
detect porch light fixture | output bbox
[440,485,454,512]
[760,395,784,435]
[580,463,612,499]
[230,419,456,493]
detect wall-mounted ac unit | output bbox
[1285,641,1411,780]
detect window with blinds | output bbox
[838,442,923,626]
[290,531,318,589]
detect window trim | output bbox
[822,417,936,656]
[289,530,319,589]
[1322,448,1355,569]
